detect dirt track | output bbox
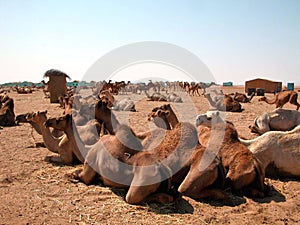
[0,87,299,225]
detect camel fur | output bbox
[259,90,300,110]
[196,113,267,197]
[239,125,300,178]
[249,108,300,134]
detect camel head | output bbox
[196,110,225,127]
[45,114,71,131]
[148,109,171,130]
[16,112,34,124]
[94,99,111,123]
[26,110,48,124]
[126,152,173,204]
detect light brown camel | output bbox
[249,108,300,134]
[204,93,243,112]
[239,125,300,178]
[45,114,103,164]
[166,92,183,103]
[0,97,16,126]
[259,90,300,110]
[27,111,101,164]
[196,113,267,197]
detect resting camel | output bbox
[196,113,267,197]
[26,111,101,164]
[259,90,300,110]
[0,97,16,126]
[249,108,300,134]
[240,125,300,178]
[166,92,183,103]
[204,93,243,112]
[100,90,136,111]
[144,91,167,101]
[148,105,228,200]
[229,92,255,103]
[45,114,103,164]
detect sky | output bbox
[0,0,300,85]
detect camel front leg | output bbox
[74,161,97,185]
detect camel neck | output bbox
[38,120,61,153]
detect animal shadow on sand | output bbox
[110,187,195,214]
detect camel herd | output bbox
[1,83,300,205]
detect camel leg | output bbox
[74,162,97,185]
[58,138,74,165]
[289,94,300,110]
[178,163,227,200]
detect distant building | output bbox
[223,81,233,86]
[44,69,70,103]
[245,78,282,94]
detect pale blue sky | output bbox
[0,0,299,85]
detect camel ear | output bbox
[45,110,47,114]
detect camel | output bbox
[196,113,267,197]
[144,91,167,101]
[0,97,15,126]
[150,104,179,130]
[259,90,300,110]
[26,111,101,164]
[204,93,243,112]
[99,90,136,111]
[45,114,103,164]
[239,125,300,178]
[249,108,300,134]
[166,92,183,103]
[148,105,228,200]
[229,92,255,103]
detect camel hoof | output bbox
[73,170,83,180]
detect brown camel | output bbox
[0,97,16,126]
[229,92,255,103]
[150,104,179,129]
[204,93,243,112]
[148,105,228,200]
[44,114,103,164]
[259,90,300,110]
[196,113,267,197]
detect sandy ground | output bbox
[0,86,299,225]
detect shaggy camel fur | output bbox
[204,93,243,112]
[259,90,300,110]
[249,108,300,134]
[0,97,15,126]
[239,125,300,178]
[196,114,266,197]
